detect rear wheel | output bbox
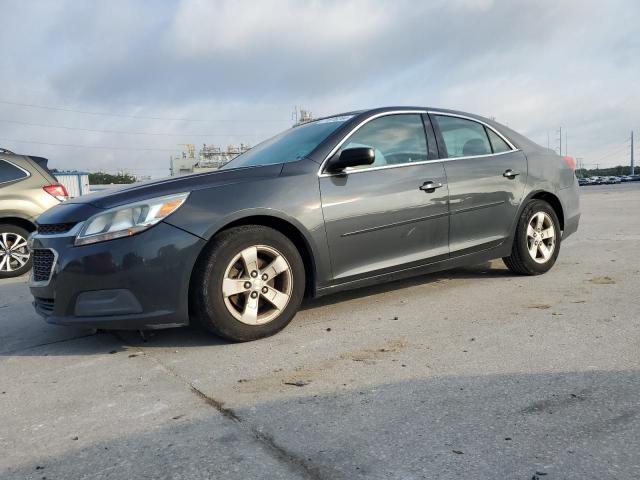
[503,200,561,275]
[0,224,32,278]
[192,225,305,341]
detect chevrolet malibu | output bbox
[29,107,580,341]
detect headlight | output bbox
[75,192,189,246]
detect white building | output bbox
[54,171,91,198]
[170,143,251,176]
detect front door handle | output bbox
[419,181,443,193]
[503,169,520,179]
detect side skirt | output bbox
[314,240,513,298]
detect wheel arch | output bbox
[0,216,37,233]
[508,189,565,246]
[190,214,318,301]
[528,190,565,231]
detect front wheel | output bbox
[191,225,305,341]
[503,200,561,275]
[0,224,32,278]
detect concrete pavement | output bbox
[1,183,639,479]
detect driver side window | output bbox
[339,114,429,170]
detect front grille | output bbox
[37,223,76,235]
[34,297,55,315]
[32,249,55,282]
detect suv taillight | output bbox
[562,156,576,171]
[43,184,69,201]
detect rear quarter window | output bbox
[0,159,30,185]
[486,128,512,153]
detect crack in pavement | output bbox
[189,384,326,480]
[189,384,239,421]
[0,332,97,356]
[111,332,327,480]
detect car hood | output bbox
[68,164,283,209]
[36,164,283,225]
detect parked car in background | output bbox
[29,107,580,341]
[578,178,591,186]
[619,175,633,182]
[629,175,640,182]
[0,149,68,278]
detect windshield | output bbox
[221,115,353,169]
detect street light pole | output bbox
[558,127,562,157]
[631,130,635,176]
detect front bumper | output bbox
[29,221,206,329]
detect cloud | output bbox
[169,0,385,55]
[0,0,638,174]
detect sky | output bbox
[0,0,638,176]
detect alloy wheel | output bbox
[0,232,30,273]
[526,212,556,264]
[221,245,293,325]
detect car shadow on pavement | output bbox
[1,262,512,356]
[3,369,638,479]
[302,261,510,309]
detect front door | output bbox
[319,113,449,282]
[431,113,527,255]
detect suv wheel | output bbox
[503,200,561,275]
[0,224,32,278]
[192,225,305,341]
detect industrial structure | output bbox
[294,109,314,125]
[169,109,313,177]
[170,143,251,176]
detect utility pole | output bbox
[556,127,562,157]
[565,131,568,156]
[631,130,635,175]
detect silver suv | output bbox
[0,149,68,278]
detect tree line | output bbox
[88,172,137,184]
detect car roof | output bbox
[314,106,543,153]
[325,106,491,119]
[0,152,57,183]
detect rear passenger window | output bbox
[433,115,492,158]
[486,128,512,153]
[0,159,29,184]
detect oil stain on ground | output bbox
[588,276,616,284]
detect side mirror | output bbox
[326,147,375,173]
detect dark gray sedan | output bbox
[29,107,580,341]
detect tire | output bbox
[0,224,32,279]
[502,199,561,275]
[191,225,306,342]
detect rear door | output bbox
[319,112,449,282]
[431,113,527,255]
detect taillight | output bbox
[43,184,69,201]
[563,156,576,171]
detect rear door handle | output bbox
[503,169,520,179]
[419,181,443,192]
